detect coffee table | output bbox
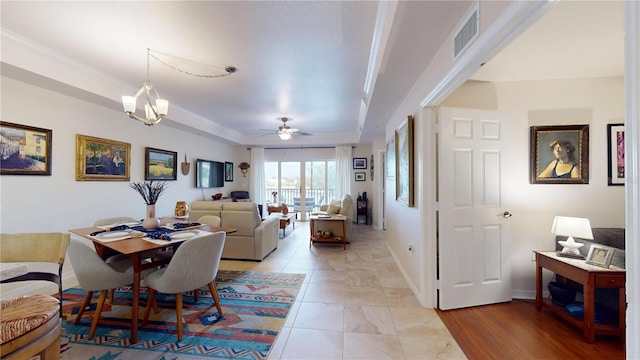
[278,213,297,237]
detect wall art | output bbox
[145,147,177,181]
[76,134,130,181]
[530,125,589,184]
[0,121,52,175]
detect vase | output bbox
[142,204,160,230]
[175,201,188,217]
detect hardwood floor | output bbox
[436,299,624,360]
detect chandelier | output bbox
[122,48,237,126]
[122,49,168,126]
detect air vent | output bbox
[453,8,478,58]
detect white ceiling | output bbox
[0,1,624,147]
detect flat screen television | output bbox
[196,158,224,188]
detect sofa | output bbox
[554,227,625,315]
[317,194,354,242]
[189,201,279,261]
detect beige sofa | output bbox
[189,201,279,261]
[317,194,354,242]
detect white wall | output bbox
[381,0,515,306]
[444,76,625,297]
[1,76,236,297]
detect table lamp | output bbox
[551,216,593,256]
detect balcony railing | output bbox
[265,188,335,210]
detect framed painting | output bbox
[355,172,366,181]
[607,123,625,186]
[225,161,233,182]
[386,137,395,178]
[76,134,130,181]
[395,115,414,207]
[145,147,177,181]
[353,157,367,169]
[0,121,52,175]
[529,125,589,184]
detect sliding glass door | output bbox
[265,160,335,216]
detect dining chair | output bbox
[66,237,138,340]
[197,215,221,227]
[0,232,70,314]
[143,231,226,341]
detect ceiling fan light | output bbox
[278,131,292,140]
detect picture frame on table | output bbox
[585,244,615,268]
[225,161,234,182]
[529,125,589,184]
[607,123,625,186]
[353,157,367,169]
[355,172,366,182]
[395,115,414,207]
[144,147,177,181]
[0,121,52,176]
[76,134,130,181]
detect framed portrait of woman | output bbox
[530,125,589,184]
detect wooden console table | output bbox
[534,251,625,343]
[309,214,347,249]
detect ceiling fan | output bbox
[261,117,312,140]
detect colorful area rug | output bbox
[60,270,305,360]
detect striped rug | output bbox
[60,270,305,359]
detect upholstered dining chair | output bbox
[143,231,226,341]
[0,232,70,314]
[66,237,137,340]
[197,215,221,227]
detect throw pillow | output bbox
[327,200,341,214]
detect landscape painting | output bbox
[145,147,177,180]
[76,134,130,181]
[0,121,52,175]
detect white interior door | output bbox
[438,106,512,310]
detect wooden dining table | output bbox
[68,220,236,343]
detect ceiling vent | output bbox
[453,7,479,59]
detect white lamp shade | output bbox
[551,216,594,240]
[122,96,136,112]
[155,99,168,116]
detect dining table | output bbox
[69,219,236,343]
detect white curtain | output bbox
[335,145,352,199]
[249,148,266,215]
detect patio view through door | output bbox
[265,160,336,219]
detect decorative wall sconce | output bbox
[238,162,250,177]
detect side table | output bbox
[534,250,625,343]
[309,214,347,250]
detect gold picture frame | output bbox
[76,134,130,181]
[395,115,414,207]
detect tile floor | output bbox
[218,220,467,360]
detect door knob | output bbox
[503,211,512,218]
